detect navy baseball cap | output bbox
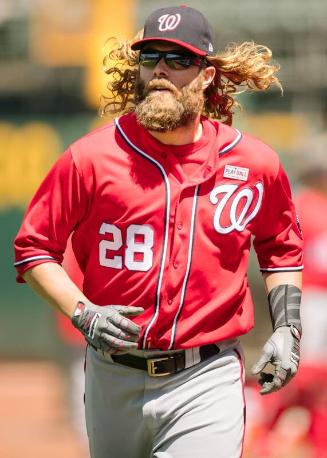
[131,5,215,57]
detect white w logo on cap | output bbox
[158,14,181,31]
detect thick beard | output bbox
[134,73,205,132]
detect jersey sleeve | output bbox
[14,148,90,282]
[252,163,303,272]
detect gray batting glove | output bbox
[251,325,301,395]
[71,300,144,353]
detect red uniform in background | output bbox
[295,188,327,291]
[294,186,327,364]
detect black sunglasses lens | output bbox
[139,52,160,67]
[139,51,205,69]
[165,54,193,69]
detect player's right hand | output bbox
[71,300,144,353]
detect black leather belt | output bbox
[111,344,220,377]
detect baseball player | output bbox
[14,5,303,458]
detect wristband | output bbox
[268,284,302,335]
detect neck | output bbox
[148,114,203,146]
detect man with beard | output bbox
[14,5,303,458]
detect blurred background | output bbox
[1,0,327,457]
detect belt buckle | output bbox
[147,357,171,377]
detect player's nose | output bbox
[153,58,169,78]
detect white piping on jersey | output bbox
[260,265,304,272]
[168,185,199,350]
[219,129,242,155]
[114,117,171,349]
[14,255,56,266]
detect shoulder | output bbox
[70,119,116,158]
[207,118,281,178]
[228,127,281,179]
[68,113,134,171]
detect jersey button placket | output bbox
[166,188,184,310]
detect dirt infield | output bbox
[0,361,89,458]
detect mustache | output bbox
[145,78,179,97]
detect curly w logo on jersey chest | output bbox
[209,177,264,234]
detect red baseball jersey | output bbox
[14,113,303,350]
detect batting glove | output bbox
[251,325,301,395]
[72,300,144,353]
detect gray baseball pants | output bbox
[84,341,245,458]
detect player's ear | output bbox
[202,65,216,90]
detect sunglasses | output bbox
[138,50,208,70]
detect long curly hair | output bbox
[100,31,282,126]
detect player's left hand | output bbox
[251,325,301,395]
